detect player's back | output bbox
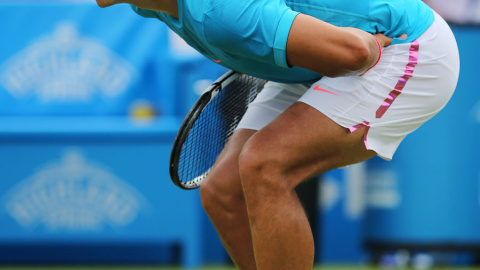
[287,0,434,44]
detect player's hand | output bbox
[374,33,408,47]
[359,33,407,76]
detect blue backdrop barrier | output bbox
[364,25,480,251]
[0,117,208,267]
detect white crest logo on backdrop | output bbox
[3,149,148,232]
[0,21,138,103]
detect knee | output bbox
[199,178,217,213]
[200,170,245,218]
[238,140,293,199]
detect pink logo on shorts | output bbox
[313,85,339,96]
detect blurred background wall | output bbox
[0,0,479,269]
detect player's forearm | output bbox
[286,14,381,77]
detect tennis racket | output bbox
[169,70,266,190]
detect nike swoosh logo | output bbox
[213,59,221,63]
[313,85,339,96]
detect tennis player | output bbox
[97,0,459,269]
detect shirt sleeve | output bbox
[273,9,299,68]
[202,0,299,68]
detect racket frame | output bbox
[169,70,241,190]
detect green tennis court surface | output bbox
[0,266,479,270]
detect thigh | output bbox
[242,102,376,187]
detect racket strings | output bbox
[178,75,265,187]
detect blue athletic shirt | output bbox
[131,0,434,83]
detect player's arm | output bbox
[286,14,392,77]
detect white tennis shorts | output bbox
[237,11,460,160]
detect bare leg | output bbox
[238,102,376,270]
[200,129,257,270]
